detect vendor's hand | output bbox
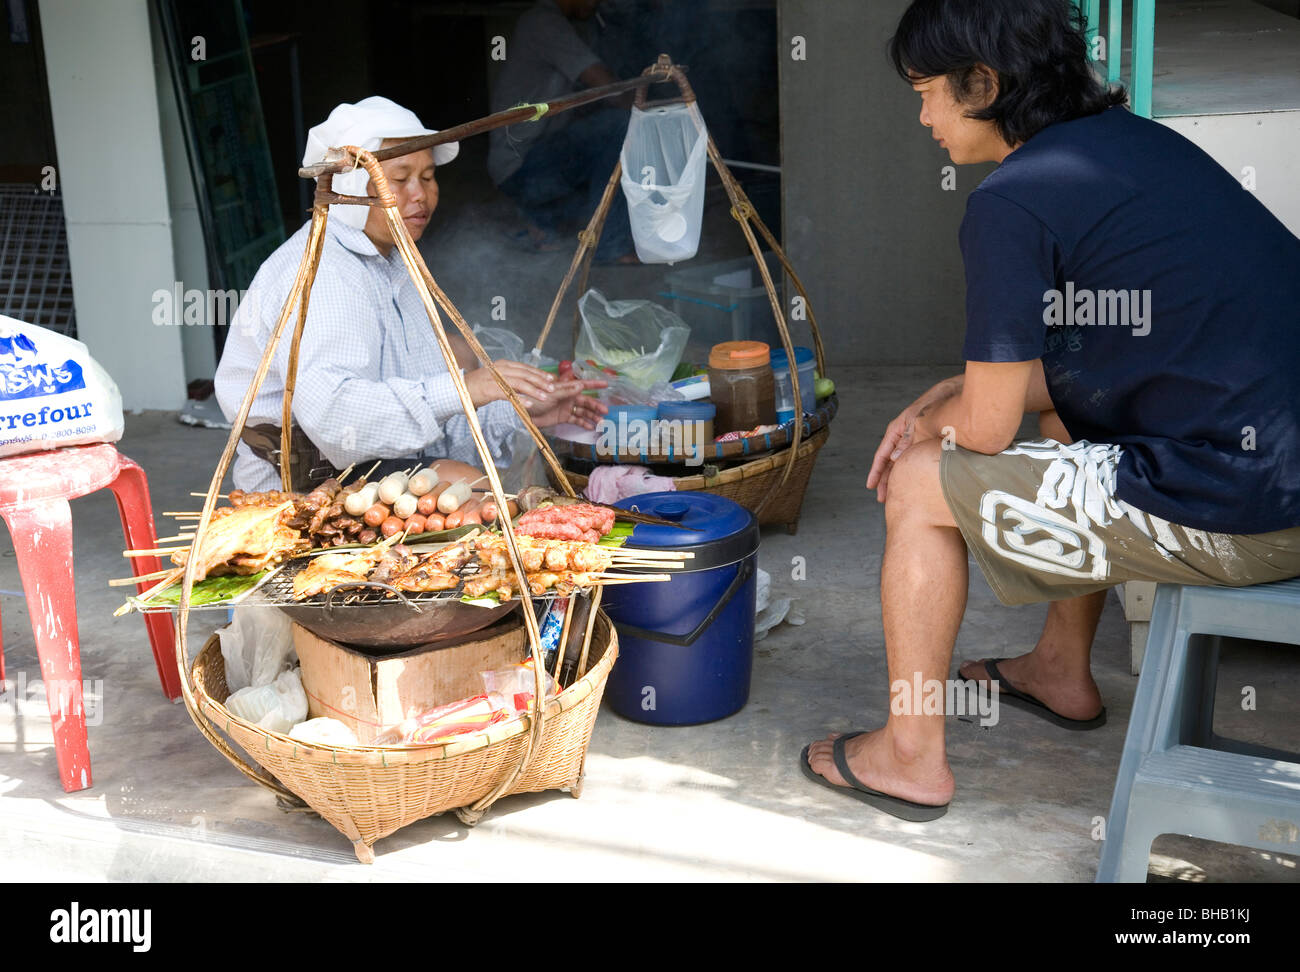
[465,360,558,410]
[530,379,609,430]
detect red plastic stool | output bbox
[0,443,180,792]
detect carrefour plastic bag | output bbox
[0,315,124,457]
[575,289,689,390]
[620,103,709,264]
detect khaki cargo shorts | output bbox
[940,439,1300,606]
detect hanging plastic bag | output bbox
[619,103,709,264]
[0,315,124,458]
[575,289,689,390]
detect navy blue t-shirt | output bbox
[960,105,1300,534]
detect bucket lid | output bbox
[770,346,815,369]
[615,491,758,569]
[605,404,658,421]
[709,340,770,370]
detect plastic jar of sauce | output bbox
[707,341,776,436]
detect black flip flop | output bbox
[958,659,1107,731]
[799,732,950,822]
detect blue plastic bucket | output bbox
[602,492,759,724]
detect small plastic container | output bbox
[598,404,659,455]
[707,341,776,436]
[770,346,817,423]
[670,374,711,401]
[657,400,716,461]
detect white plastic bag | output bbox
[0,315,124,458]
[288,717,359,747]
[620,103,709,263]
[218,607,296,692]
[754,567,805,641]
[575,289,689,390]
[225,668,308,734]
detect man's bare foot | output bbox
[805,727,954,806]
[959,653,1103,721]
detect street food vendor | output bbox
[215,96,606,491]
[802,0,1300,820]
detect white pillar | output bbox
[39,0,188,411]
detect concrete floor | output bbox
[2,366,1299,882]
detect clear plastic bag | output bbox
[482,658,555,714]
[218,608,295,692]
[471,324,526,364]
[225,668,308,734]
[575,289,690,391]
[620,103,709,263]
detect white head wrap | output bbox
[302,96,459,229]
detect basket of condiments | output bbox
[548,339,837,534]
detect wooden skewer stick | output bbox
[190,492,229,499]
[155,533,194,544]
[360,460,382,483]
[164,512,202,518]
[336,462,357,485]
[610,548,692,560]
[108,567,179,587]
[588,574,671,585]
[123,547,187,558]
[553,596,575,678]
[575,587,603,681]
[609,560,685,569]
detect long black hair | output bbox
[889,0,1127,146]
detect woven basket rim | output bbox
[547,393,837,465]
[562,424,829,489]
[192,614,618,768]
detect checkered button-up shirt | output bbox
[215,219,521,490]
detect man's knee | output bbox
[885,439,948,524]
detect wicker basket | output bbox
[190,614,619,863]
[558,427,830,534]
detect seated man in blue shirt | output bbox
[802,0,1300,820]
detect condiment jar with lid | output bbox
[707,341,776,436]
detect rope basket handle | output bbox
[535,56,826,519]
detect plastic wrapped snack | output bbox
[373,695,513,746]
[482,658,555,715]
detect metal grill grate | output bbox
[249,554,478,607]
[0,184,77,336]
